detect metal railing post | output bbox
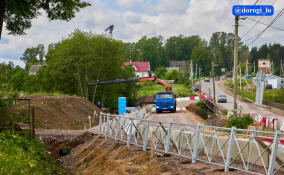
[225,127,236,172]
[192,124,201,163]
[127,118,134,146]
[115,116,121,141]
[143,120,150,151]
[98,113,102,136]
[105,113,110,139]
[268,130,280,175]
[165,122,173,154]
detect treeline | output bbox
[1,30,284,111]
[122,32,284,76]
[0,30,137,111]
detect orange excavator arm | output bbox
[138,77,172,92]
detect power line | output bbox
[248,7,284,45]
[239,0,261,24]
[246,17,284,31]
[241,0,277,38]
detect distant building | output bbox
[29,65,42,75]
[169,60,188,71]
[264,74,284,89]
[166,67,179,72]
[258,59,271,74]
[123,61,150,77]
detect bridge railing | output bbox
[98,111,284,175]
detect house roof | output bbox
[29,65,42,74]
[123,62,150,72]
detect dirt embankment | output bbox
[186,103,227,127]
[37,130,94,159]
[17,95,101,130]
[60,136,250,175]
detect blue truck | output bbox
[87,77,176,113]
[155,92,176,113]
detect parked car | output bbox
[193,84,200,91]
[217,94,227,103]
[204,78,210,82]
[215,76,220,81]
[265,84,273,89]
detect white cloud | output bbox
[0,0,283,61]
[116,0,143,8]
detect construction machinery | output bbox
[88,77,176,113]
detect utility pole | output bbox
[212,62,216,113]
[239,65,242,91]
[199,67,202,102]
[281,60,283,76]
[233,16,239,115]
[191,60,193,88]
[195,64,198,79]
[245,59,248,76]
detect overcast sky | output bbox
[0,0,283,67]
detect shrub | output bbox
[0,131,64,174]
[222,109,228,115]
[225,114,254,129]
[195,102,208,120]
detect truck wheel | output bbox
[156,110,160,113]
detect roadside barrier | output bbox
[98,111,284,175]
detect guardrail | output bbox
[98,111,284,175]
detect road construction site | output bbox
[26,93,283,175]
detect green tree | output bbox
[164,70,183,83]
[191,45,212,76]
[155,66,167,78]
[165,35,204,62]
[20,44,45,70]
[131,36,165,70]
[209,32,238,71]
[0,0,90,39]
[44,30,137,111]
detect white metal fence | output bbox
[98,111,284,175]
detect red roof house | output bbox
[123,61,151,77]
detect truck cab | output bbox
[155,92,176,113]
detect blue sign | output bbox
[232,5,274,16]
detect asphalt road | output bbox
[201,79,284,125]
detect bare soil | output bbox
[17,95,101,130]
[60,136,252,175]
[36,129,94,159]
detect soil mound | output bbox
[17,95,101,130]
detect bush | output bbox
[195,102,203,107]
[0,88,19,129]
[164,70,183,83]
[195,102,208,120]
[222,109,228,115]
[0,131,64,174]
[225,114,254,129]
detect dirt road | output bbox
[147,101,207,127]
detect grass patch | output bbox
[137,82,193,97]
[225,80,284,105]
[0,131,64,175]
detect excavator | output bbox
[88,77,176,113]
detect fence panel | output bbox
[98,111,284,175]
